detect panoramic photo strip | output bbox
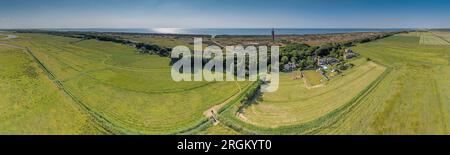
[1,0,450,153]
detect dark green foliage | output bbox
[279,43,316,69]
[278,31,404,71]
[314,43,334,56]
[237,81,262,113]
[336,62,354,71]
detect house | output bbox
[317,57,340,66]
[283,62,297,71]
[344,49,358,60]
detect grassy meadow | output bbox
[1,31,450,135]
[196,124,240,135]
[302,70,325,86]
[324,33,450,134]
[1,33,249,134]
[0,44,106,134]
[413,31,450,45]
[217,32,450,135]
[243,58,385,128]
[432,31,450,43]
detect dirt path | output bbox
[210,35,225,48]
[203,81,242,121]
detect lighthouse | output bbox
[271,28,275,42]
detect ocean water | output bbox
[50,28,408,35]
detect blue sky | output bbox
[1,0,449,28]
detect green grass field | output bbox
[2,31,450,135]
[431,31,450,43]
[0,44,106,134]
[414,32,450,45]
[1,33,249,134]
[302,70,324,86]
[196,124,240,135]
[242,59,385,128]
[217,32,450,135]
[326,34,450,134]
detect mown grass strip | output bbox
[176,82,257,135]
[219,63,392,135]
[23,47,131,134]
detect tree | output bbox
[281,56,289,65]
[290,57,297,64]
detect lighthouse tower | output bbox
[271,28,275,42]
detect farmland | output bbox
[0,42,105,134]
[1,31,450,135]
[196,124,240,135]
[414,31,450,45]
[432,31,450,43]
[329,34,450,134]
[302,70,325,86]
[219,58,387,134]
[245,59,384,128]
[1,33,249,134]
[216,32,450,134]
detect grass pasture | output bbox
[325,34,450,134]
[235,58,385,128]
[414,32,450,45]
[218,32,450,135]
[3,33,249,134]
[196,124,240,135]
[302,70,324,86]
[2,31,450,135]
[0,45,105,134]
[432,31,450,43]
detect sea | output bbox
[48,28,409,36]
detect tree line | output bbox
[279,31,405,71]
[16,30,407,72]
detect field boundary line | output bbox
[21,46,132,134]
[176,82,256,135]
[431,32,450,44]
[303,65,392,134]
[1,41,126,134]
[13,34,249,135]
[81,73,216,94]
[218,62,391,135]
[203,81,242,118]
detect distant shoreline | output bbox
[3,28,412,36]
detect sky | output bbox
[1,0,450,29]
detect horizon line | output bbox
[1,27,442,30]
